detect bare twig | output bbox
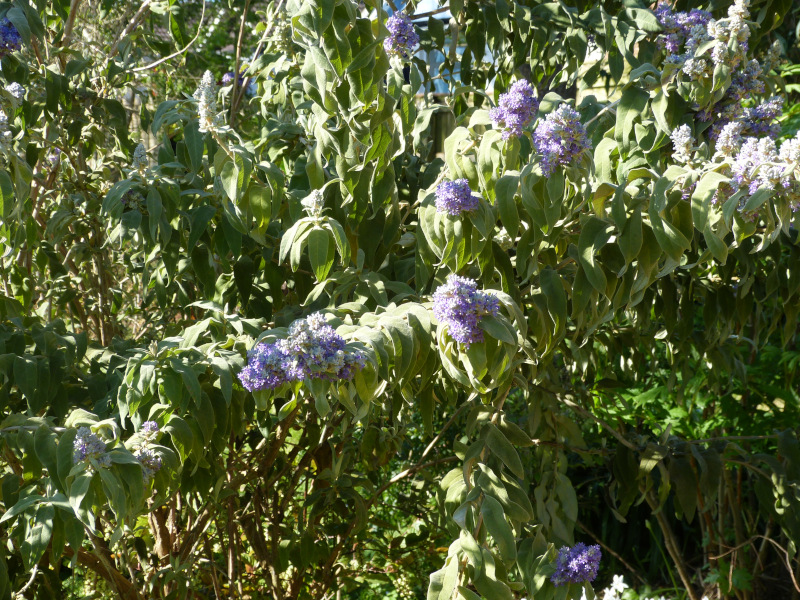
[132,0,207,73]
[230,0,252,128]
[14,565,38,599]
[106,0,153,65]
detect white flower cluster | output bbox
[5,82,23,109]
[0,109,12,153]
[132,143,148,172]
[670,125,694,163]
[300,189,325,219]
[194,70,220,133]
[394,572,414,600]
[708,0,751,68]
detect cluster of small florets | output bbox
[550,543,602,587]
[731,137,785,196]
[133,421,162,483]
[73,427,111,469]
[711,134,800,214]
[432,275,500,348]
[670,125,693,163]
[434,179,479,216]
[655,6,712,79]
[384,12,419,60]
[238,313,366,392]
[4,82,23,109]
[48,147,62,166]
[194,70,220,133]
[222,70,257,97]
[301,189,325,219]
[0,110,11,153]
[489,80,538,140]
[0,18,21,59]
[716,122,744,156]
[533,105,591,177]
[132,143,148,172]
[135,448,162,483]
[708,0,751,69]
[393,572,415,600]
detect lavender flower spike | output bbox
[489,80,538,140]
[238,313,366,392]
[194,70,219,133]
[551,543,602,586]
[533,105,591,177]
[384,12,419,60]
[135,448,162,483]
[0,18,21,59]
[435,179,479,216]
[73,427,111,469]
[432,275,500,348]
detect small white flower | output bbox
[671,124,694,163]
[301,189,325,218]
[194,70,220,133]
[132,143,148,172]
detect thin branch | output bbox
[420,395,474,460]
[585,99,620,126]
[576,521,647,586]
[411,6,451,20]
[132,0,207,73]
[106,0,153,65]
[61,0,83,49]
[374,456,458,498]
[230,0,252,128]
[14,564,38,598]
[560,394,639,451]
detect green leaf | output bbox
[495,174,520,239]
[187,205,217,251]
[308,227,335,281]
[480,494,517,562]
[486,423,524,479]
[577,217,613,294]
[21,503,54,569]
[168,358,202,404]
[691,171,728,232]
[427,554,460,600]
[0,170,13,218]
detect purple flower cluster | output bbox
[533,105,591,177]
[714,134,800,215]
[708,0,751,69]
[489,80,538,140]
[432,275,500,347]
[135,448,162,483]
[141,420,159,437]
[550,543,602,586]
[731,137,784,196]
[435,179,479,216]
[384,12,419,60]
[0,18,21,59]
[222,70,257,97]
[654,6,712,57]
[73,427,111,468]
[238,313,366,392]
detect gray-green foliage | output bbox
[1,0,800,598]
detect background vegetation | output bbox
[1,0,800,599]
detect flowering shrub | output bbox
[0,0,799,599]
[238,312,365,391]
[551,543,602,586]
[434,179,480,215]
[383,12,419,60]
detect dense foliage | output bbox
[1,0,800,599]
